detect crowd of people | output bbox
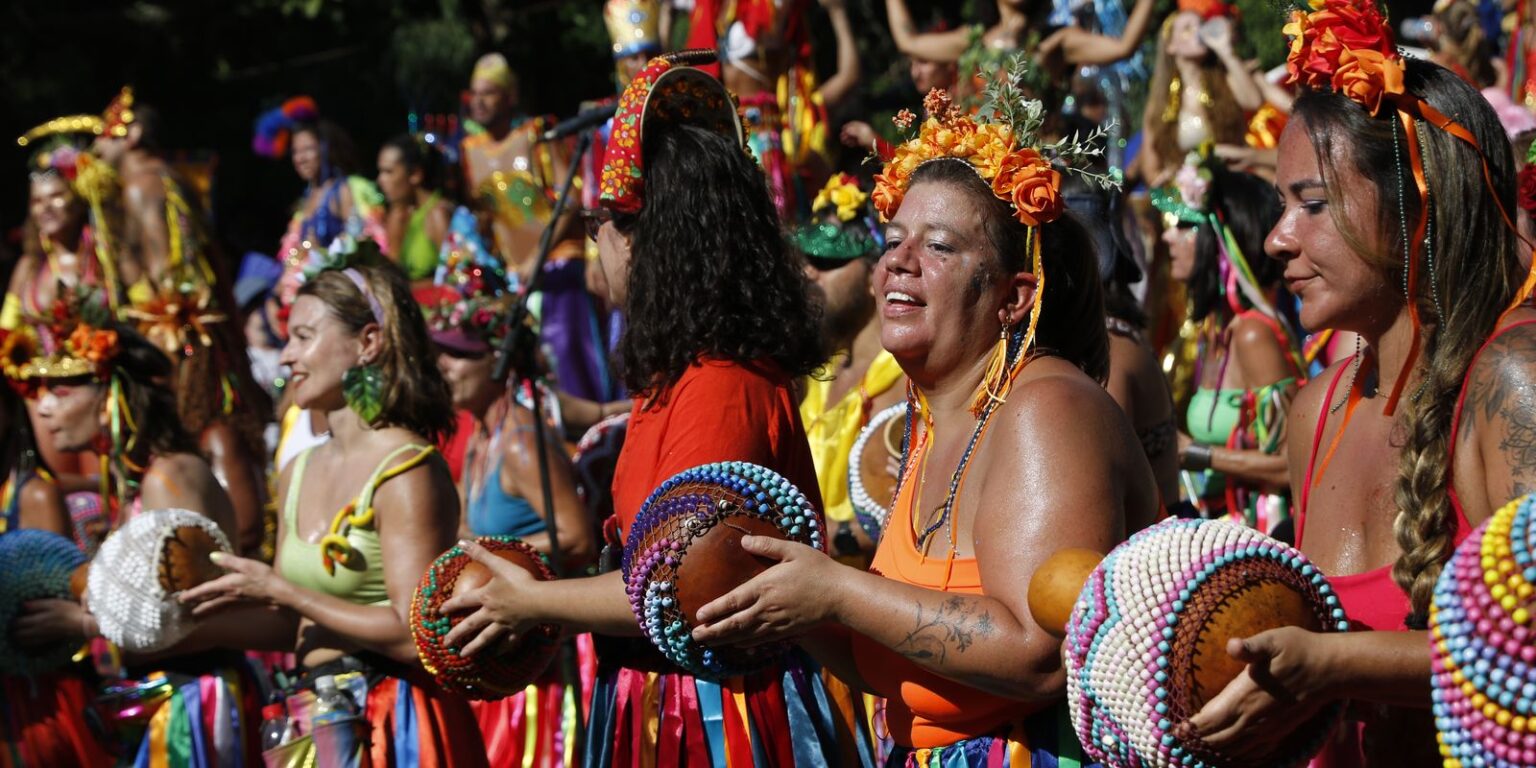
[5,0,1536,765]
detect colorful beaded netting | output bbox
[622,461,824,680]
[410,536,560,700]
[0,529,86,676]
[86,508,231,654]
[848,402,906,542]
[1431,493,1536,767]
[1064,518,1349,768]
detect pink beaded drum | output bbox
[410,536,560,699]
[1061,518,1348,768]
[1431,493,1536,766]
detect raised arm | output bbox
[817,0,863,110]
[1039,0,1159,67]
[885,0,972,62]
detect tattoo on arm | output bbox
[894,596,996,664]
[1459,327,1536,499]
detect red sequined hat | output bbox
[102,87,136,138]
[599,50,745,214]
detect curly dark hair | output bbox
[614,123,825,395]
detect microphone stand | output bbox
[491,127,593,753]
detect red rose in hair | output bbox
[1518,165,1536,214]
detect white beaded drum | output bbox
[86,508,231,654]
[1062,518,1348,768]
[1431,492,1536,767]
[848,403,906,542]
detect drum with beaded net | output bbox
[1058,518,1348,768]
[848,403,906,542]
[410,536,561,699]
[0,529,88,676]
[622,461,824,679]
[1431,492,1536,767]
[86,508,232,654]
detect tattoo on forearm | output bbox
[894,596,996,664]
[1459,326,1536,499]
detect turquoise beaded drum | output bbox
[622,461,824,679]
[0,529,87,676]
[1063,518,1349,768]
[1430,492,1536,767]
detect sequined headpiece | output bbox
[1285,0,1535,413]
[422,207,516,355]
[102,86,136,138]
[605,0,662,60]
[790,173,883,262]
[16,115,104,149]
[874,57,1119,417]
[600,50,746,214]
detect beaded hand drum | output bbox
[86,508,231,654]
[848,403,906,541]
[410,536,561,699]
[623,461,824,679]
[1059,518,1348,768]
[1431,492,1536,766]
[0,529,88,675]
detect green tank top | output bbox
[1186,378,1297,447]
[276,443,434,606]
[399,193,441,281]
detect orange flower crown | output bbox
[1284,0,1536,414]
[872,56,1119,228]
[1,287,120,389]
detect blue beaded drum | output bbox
[1431,493,1536,766]
[0,529,88,676]
[623,461,824,679]
[1063,518,1349,768]
[848,403,906,542]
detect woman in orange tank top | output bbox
[1182,8,1536,765]
[692,82,1162,766]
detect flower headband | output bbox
[874,57,1120,417]
[791,174,884,262]
[1,287,120,391]
[600,50,747,214]
[1285,0,1534,413]
[421,207,516,355]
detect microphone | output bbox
[539,104,618,143]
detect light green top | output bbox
[399,192,441,281]
[276,443,432,606]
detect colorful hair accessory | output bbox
[1285,0,1534,414]
[410,536,561,699]
[8,287,118,383]
[252,96,320,159]
[121,279,226,361]
[86,508,231,654]
[600,50,747,214]
[422,207,515,355]
[1429,492,1536,766]
[102,86,136,138]
[812,173,869,223]
[1177,0,1234,20]
[876,60,1119,419]
[1521,144,1536,216]
[847,402,907,542]
[1062,518,1348,768]
[622,461,824,679]
[471,53,515,90]
[16,115,104,149]
[605,0,662,59]
[0,529,88,677]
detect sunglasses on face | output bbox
[806,255,862,272]
[581,208,613,242]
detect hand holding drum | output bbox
[1028,518,1349,768]
[86,508,232,654]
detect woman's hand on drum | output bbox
[13,598,93,648]
[1178,626,1341,760]
[180,552,287,615]
[691,535,840,648]
[440,539,541,658]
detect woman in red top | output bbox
[1184,6,1536,764]
[438,54,870,766]
[690,84,1161,765]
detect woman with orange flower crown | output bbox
[4,293,259,766]
[177,251,488,766]
[690,67,1161,766]
[430,52,875,767]
[1179,1,1536,764]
